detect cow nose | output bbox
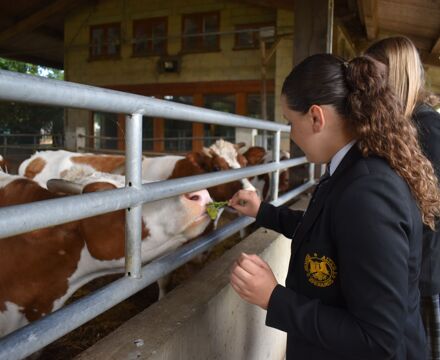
[184,189,212,206]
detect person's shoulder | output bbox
[338,155,410,200]
[413,103,440,128]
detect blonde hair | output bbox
[365,36,425,118]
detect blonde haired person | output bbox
[366,36,440,360]
[229,53,440,359]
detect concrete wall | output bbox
[75,224,299,360]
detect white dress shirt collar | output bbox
[329,140,356,176]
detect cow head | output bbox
[199,139,255,201]
[56,168,213,263]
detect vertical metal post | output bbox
[260,38,268,149]
[270,131,281,200]
[326,0,334,54]
[125,113,143,278]
[309,163,316,183]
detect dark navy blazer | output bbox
[256,145,426,360]
[413,104,440,296]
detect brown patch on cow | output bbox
[236,153,248,167]
[80,182,150,261]
[72,155,126,173]
[24,157,47,179]
[0,178,84,321]
[243,146,266,166]
[169,152,242,201]
[0,178,55,205]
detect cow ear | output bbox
[237,153,248,167]
[202,147,212,157]
[188,152,212,171]
[82,182,117,193]
[47,179,83,194]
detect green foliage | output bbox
[206,201,228,220]
[0,58,64,140]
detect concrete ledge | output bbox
[76,197,309,360]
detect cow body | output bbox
[19,140,255,201]
[0,170,212,337]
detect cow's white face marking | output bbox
[206,140,256,191]
[207,139,241,169]
[0,302,29,337]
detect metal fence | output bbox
[0,69,315,360]
[0,133,64,154]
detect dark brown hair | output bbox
[282,54,440,230]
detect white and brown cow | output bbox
[242,146,291,200]
[0,170,212,337]
[18,140,255,201]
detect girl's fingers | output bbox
[245,254,270,270]
[230,271,247,290]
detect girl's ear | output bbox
[309,104,326,133]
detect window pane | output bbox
[107,26,120,55]
[247,93,274,121]
[204,95,235,146]
[93,112,118,149]
[152,22,166,53]
[203,14,218,50]
[236,29,255,48]
[183,17,199,50]
[142,116,154,151]
[91,28,104,57]
[134,24,148,54]
[164,96,193,152]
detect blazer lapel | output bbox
[292,145,362,255]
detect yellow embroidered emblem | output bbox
[304,253,337,287]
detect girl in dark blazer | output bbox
[229,54,440,360]
[366,36,440,360]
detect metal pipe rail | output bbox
[0,158,306,239]
[0,69,313,360]
[0,181,314,360]
[0,70,290,132]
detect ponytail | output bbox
[282,54,440,230]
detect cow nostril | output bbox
[185,194,200,201]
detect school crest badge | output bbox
[304,253,337,287]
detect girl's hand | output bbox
[228,190,261,218]
[230,253,278,310]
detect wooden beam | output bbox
[419,49,440,68]
[0,0,86,44]
[231,0,294,11]
[357,0,378,40]
[432,35,440,55]
[291,0,333,185]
